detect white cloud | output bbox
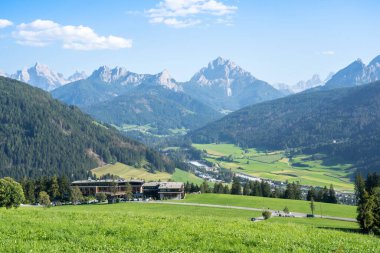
[147,0,237,28]
[0,19,13,28]
[12,19,132,50]
[322,50,335,56]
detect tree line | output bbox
[185,176,338,204]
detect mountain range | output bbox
[4,63,87,91]
[0,76,174,179]
[51,57,285,138]
[5,55,380,142]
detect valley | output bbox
[192,143,355,191]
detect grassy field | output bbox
[0,203,376,252]
[92,163,203,184]
[92,162,172,181]
[170,168,205,185]
[193,143,355,191]
[180,194,357,219]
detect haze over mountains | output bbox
[274,73,334,93]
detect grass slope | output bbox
[170,169,205,185]
[92,163,204,184]
[92,162,171,181]
[180,194,357,219]
[0,203,376,252]
[193,143,354,191]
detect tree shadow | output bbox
[317,226,362,234]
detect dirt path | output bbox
[143,201,357,222]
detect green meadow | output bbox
[193,143,355,191]
[180,193,357,219]
[0,202,377,252]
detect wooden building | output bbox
[142,182,185,200]
[71,179,144,197]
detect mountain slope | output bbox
[183,57,285,111]
[321,56,380,90]
[83,83,222,136]
[0,77,174,179]
[190,81,380,174]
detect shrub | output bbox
[39,191,51,208]
[262,210,272,220]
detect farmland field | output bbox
[180,194,357,219]
[193,143,355,191]
[0,202,377,252]
[92,163,203,184]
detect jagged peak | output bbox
[369,55,380,66]
[208,57,237,70]
[156,69,172,80]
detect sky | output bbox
[0,0,379,84]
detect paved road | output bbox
[144,201,357,222]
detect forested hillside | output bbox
[83,85,222,135]
[190,81,380,175]
[0,77,173,180]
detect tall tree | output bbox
[230,176,242,195]
[310,198,315,216]
[355,173,380,234]
[328,184,337,203]
[243,183,250,196]
[49,176,60,201]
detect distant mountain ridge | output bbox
[7,63,87,91]
[273,73,334,93]
[320,56,380,90]
[52,66,182,107]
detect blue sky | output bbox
[0,0,379,84]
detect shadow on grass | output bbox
[317,226,362,234]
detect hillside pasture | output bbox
[194,143,354,191]
[92,163,204,184]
